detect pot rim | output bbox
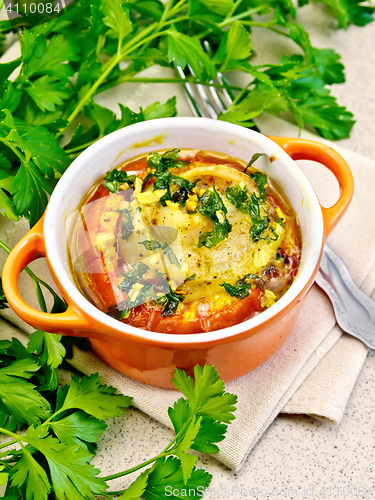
[44,117,323,345]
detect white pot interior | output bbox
[44,118,323,344]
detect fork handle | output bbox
[268,136,354,238]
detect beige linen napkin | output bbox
[0,115,373,470]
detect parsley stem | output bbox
[0,240,63,314]
[95,34,104,57]
[97,76,242,95]
[62,24,165,133]
[159,0,175,26]
[0,428,22,444]
[232,0,245,13]
[166,0,187,19]
[164,15,190,25]
[218,5,268,27]
[102,452,165,481]
[0,438,18,451]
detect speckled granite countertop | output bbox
[90,6,375,498]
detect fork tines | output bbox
[176,63,233,120]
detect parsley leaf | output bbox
[118,469,151,500]
[168,399,227,454]
[12,425,107,500]
[27,330,66,370]
[221,274,259,299]
[0,360,52,429]
[10,446,51,500]
[20,31,79,81]
[11,161,50,227]
[20,125,70,176]
[0,278,8,309]
[154,290,185,317]
[102,168,136,193]
[102,0,133,44]
[48,411,107,450]
[172,365,237,423]
[198,0,234,16]
[143,457,211,500]
[25,75,73,113]
[300,0,375,28]
[167,28,216,80]
[55,373,132,420]
[214,20,252,70]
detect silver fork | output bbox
[176,52,375,349]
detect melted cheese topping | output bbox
[137,163,285,301]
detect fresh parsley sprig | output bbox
[0,344,237,500]
[101,365,237,498]
[0,0,372,226]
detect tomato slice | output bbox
[123,289,264,334]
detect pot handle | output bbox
[2,216,91,336]
[268,136,354,238]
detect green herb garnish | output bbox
[102,169,137,193]
[119,208,134,240]
[139,239,181,269]
[117,262,149,293]
[243,153,266,175]
[221,274,260,299]
[250,172,268,201]
[154,290,185,317]
[184,273,196,282]
[152,170,197,206]
[226,183,270,242]
[198,184,232,248]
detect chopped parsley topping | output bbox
[153,171,197,207]
[184,273,196,283]
[139,239,181,268]
[111,254,186,318]
[250,172,267,201]
[144,149,197,207]
[226,163,272,243]
[197,184,232,248]
[102,169,137,193]
[147,149,188,176]
[226,183,270,242]
[119,208,134,241]
[117,262,149,294]
[153,290,185,317]
[221,274,260,299]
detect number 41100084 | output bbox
[6,2,61,14]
